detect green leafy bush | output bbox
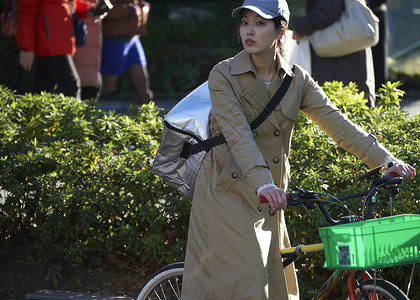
[0,87,191,269]
[0,81,418,296]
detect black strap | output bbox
[180,68,294,159]
[249,71,293,131]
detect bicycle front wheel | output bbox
[348,278,409,300]
[135,262,184,300]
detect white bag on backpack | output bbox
[284,30,311,75]
[152,82,211,199]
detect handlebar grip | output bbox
[259,194,290,204]
[387,172,400,178]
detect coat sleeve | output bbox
[74,0,95,19]
[294,0,344,37]
[208,64,274,193]
[16,0,40,51]
[296,66,394,169]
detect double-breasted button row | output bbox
[252,130,280,137]
[273,131,280,164]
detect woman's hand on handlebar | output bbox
[386,162,416,179]
[259,186,288,211]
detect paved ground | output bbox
[25,290,134,300]
[402,96,420,117]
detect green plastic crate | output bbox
[319,214,420,270]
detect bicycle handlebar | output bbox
[258,163,404,225]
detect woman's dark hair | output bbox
[235,9,288,56]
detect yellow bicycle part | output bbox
[281,243,324,255]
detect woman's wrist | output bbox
[256,183,277,196]
[384,154,404,166]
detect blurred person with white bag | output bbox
[293,0,376,106]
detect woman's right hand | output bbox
[386,162,416,179]
[19,50,34,72]
[259,186,288,211]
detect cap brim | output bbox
[231,5,276,19]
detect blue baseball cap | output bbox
[232,0,290,23]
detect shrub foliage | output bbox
[0,82,418,296]
[0,88,190,269]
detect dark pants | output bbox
[81,86,100,100]
[371,7,389,91]
[31,55,80,98]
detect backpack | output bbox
[0,0,17,39]
[73,16,88,47]
[152,70,294,199]
[69,0,88,47]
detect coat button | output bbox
[273,157,280,164]
[232,172,238,179]
[274,130,280,136]
[252,131,258,137]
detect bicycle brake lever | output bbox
[303,201,316,209]
[359,162,393,181]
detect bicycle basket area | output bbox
[319,214,420,270]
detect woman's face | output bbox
[240,10,282,56]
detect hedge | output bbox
[0,88,190,268]
[0,81,419,297]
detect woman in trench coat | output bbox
[181,1,416,299]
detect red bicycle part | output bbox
[259,194,290,204]
[347,270,374,300]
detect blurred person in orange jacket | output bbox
[16,0,111,99]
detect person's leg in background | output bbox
[54,55,80,98]
[31,55,80,98]
[74,11,103,101]
[371,5,389,91]
[100,36,152,105]
[30,57,56,94]
[101,73,119,96]
[127,64,151,106]
[81,86,101,100]
[100,38,124,99]
[80,71,102,100]
[126,36,152,105]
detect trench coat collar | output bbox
[230,50,294,131]
[230,50,294,78]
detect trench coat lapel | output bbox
[230,51,292,131]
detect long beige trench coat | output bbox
[181,51,394,300]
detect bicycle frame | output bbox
[275,163,410,299]
[281,244,379,300]
[314,269,374,300]
[313,268,348,300]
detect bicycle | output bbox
[135,162,419,300]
